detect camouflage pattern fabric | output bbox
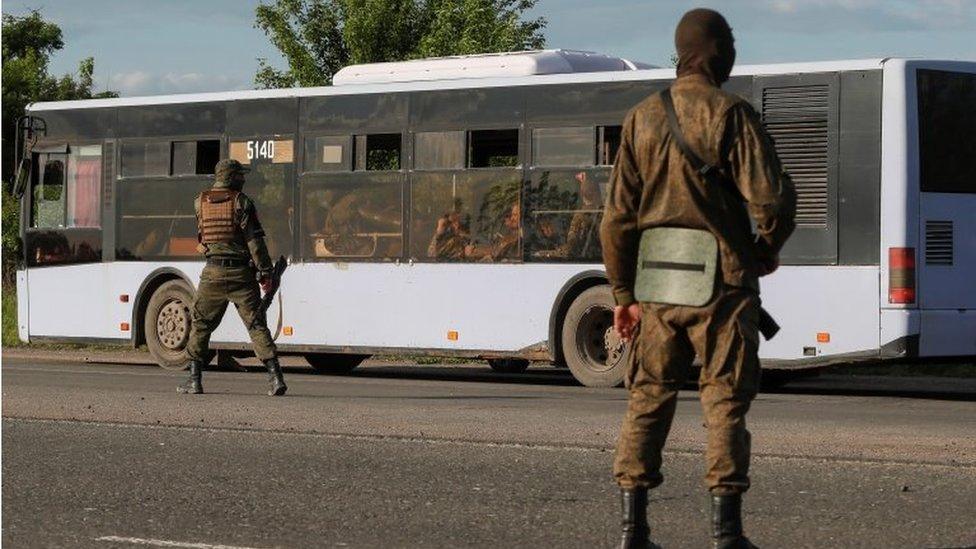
[600,74,796,306]
[185,265,277,362]
[613,286,760,495]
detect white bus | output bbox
[14,52,976,386]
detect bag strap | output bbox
[660,88,744,202]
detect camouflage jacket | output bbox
[194,180,273,273]
[600,74,797,306]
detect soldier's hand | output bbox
[259,276,272,294]
[614,303,642,342]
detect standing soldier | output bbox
[177,159,287,396]
[601,8,796,549]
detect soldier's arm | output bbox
[599,110,643,306]
[723,102,797,257]
[238,195,274,275]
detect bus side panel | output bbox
[16,269,29,343]
[25,262,204,342]
[918,193,976,310]
[242,263,595,352]
[758,266,880,360]
[27,263,122,340]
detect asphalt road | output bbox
[3,357,975,548]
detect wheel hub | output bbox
[576,305,628,373]
[157,299,190,351]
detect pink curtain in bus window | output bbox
[69,157,101,227]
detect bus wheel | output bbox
[305,353,370,374]
[145,280,198,370]
[487,358,530,374]
[561,285,630,387]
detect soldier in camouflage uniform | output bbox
[177,159,287,396]
[600,9,796,549]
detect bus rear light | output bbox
[888,247,916,304]
[120,322,130,331]
[447,331,459,341]
[283,326,293,336]
[816,332,830,343]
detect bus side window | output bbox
[469,129,519,168]
[121,141,169,177]
[304,135,352,173]
[599,126,622,166]
[33,154,67,229]
[355,134,401,171]
[531,127,595,168]
[172,140,220,176]
[414,131,465,170]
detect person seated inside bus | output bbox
[313,191,402,258]
[466,202,521,262]
[532,172,602,260]
[427,210,473,260]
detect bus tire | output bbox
[144,279,201,370]
[305,353,369,374]
[561,285,630,387]
[487,358,530,374]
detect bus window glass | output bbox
[414,131,465,170]
[305,135,351,172]
[600,126,622,166]
[469,129,519,168]
[172,140,220,176]
[302,177,403,260]
[66,144,102,228]
[918,69,976,193]
[355,134,402,171]
[525,169,607,262]
[121,141,170,177]
[32,154,67,228]
[532,127,594,167]
[116,178,209,259]
[411,172,521,262]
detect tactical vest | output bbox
[198,189,241,244]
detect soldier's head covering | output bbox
[214,158,251,189]
[675,8,736,85]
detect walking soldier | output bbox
[600,9,797,548]
[177,159,288,396]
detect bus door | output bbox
[914,67,976,356]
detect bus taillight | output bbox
[888,247,916,304]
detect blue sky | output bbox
[4,0,975,96]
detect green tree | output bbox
[254,0,546,88]
[1,10,117,284]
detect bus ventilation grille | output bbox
[761,85,830,229]
[925,220,953,265]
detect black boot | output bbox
[263,357,287,396]
[618,487,661,549]
[711,493,758,549]
[176,360,203,394]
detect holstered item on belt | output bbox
[635,227,719,306]
[199,189,240,244]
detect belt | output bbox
[206,258,251,268]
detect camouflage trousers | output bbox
[613,287,761,495]
[185,265,277,362]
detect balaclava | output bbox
[675,8,736,85]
